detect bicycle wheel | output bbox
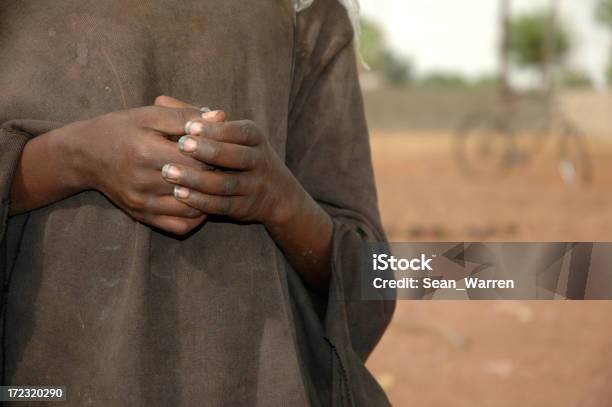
[454,114,515,178]
[558,123,593,186]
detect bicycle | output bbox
[454,92,593,186]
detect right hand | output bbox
[65,105,224,235]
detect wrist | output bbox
[48,120,94,192]
[264,174,306,231]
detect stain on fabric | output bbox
[76,41,88,66]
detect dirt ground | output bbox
[365,131,612,407]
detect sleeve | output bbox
[286,5,395,366]
[0,123,30,235]
[0,120,32,380]
[0,119,59,246]
[0,119,59,377]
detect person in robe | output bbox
[0,0,394,405]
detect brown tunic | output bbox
[0,0,394,405]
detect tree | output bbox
[595,0,612,85]
[499,0,511,97]
[382,51,412,85]
[561,70,594,88]
[595,0,612,27]
[508,8,570,84]
[359,18,413,85]
[360,18,386,71]
[419,73,469,88]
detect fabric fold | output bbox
[0,119,60,382]
[286,1,396,405]
[0,122,31,236]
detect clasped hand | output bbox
[77,95,296,235]
[159,100,296,234]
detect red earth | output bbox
[366,132,612,407]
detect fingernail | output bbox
[184,121,204,135]
[202,110,221,120]
[174,186,190,199]
[161,164,181,180]
[178,136,197,153]
[184,120,193,134]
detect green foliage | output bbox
[595,0,612,29]
[359,18,413,85]
[508,10,570,69]
[360,18,386,71]
[471,74,502,89]
[418,73,470,88]
[382,51,412,85]
[560,70,593,88]
[605,59,612,86]
[595,1,612,87]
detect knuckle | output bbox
[261,155,273,174]
[161,107,185,130]
[239,149,256,168]
[238,198,256,220]
[140,106,162,127]
[131,211,148,223]
[253,179,265,196]
[130,178,147,193]
[154,95,167,106]
[179,108,193,124]
[186,207,203,218]
[131,143,150,164]
[233,204,249,220]
[172,221,193,236]
[220,198,234,215]
[239,120,262,144]
[125,192,146,210]
[172,108,186,127]
[203,141,220,160]
[222,176,239,195]
[194,194,210,211]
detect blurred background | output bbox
[359,0,612,406]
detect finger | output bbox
[154,95,196,109]
[140,106,206,136]
[161,164,248,196]
[184,113,226,134]
[202,110,226,123]
[154,96,226,123]
[140,135,214,171]
[178,136,258,170]
[144,213,207,236]
[165,113,224,142]
[173,187,240,217]
[135,171,176,196]
[198,120,263,146]
[141,195,204,218]
[154,96,226,124]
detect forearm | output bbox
[9,122,86,216]
[265,182,333,295]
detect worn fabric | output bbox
[0,1,394,406]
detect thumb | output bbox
[154,95,195,109]
[154,95,226,123]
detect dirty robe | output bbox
[0,1,394,405]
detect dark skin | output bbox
[9,96,332,293]
[9,104,216,233]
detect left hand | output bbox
[156,96,333,292]
[161,118,299,228]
